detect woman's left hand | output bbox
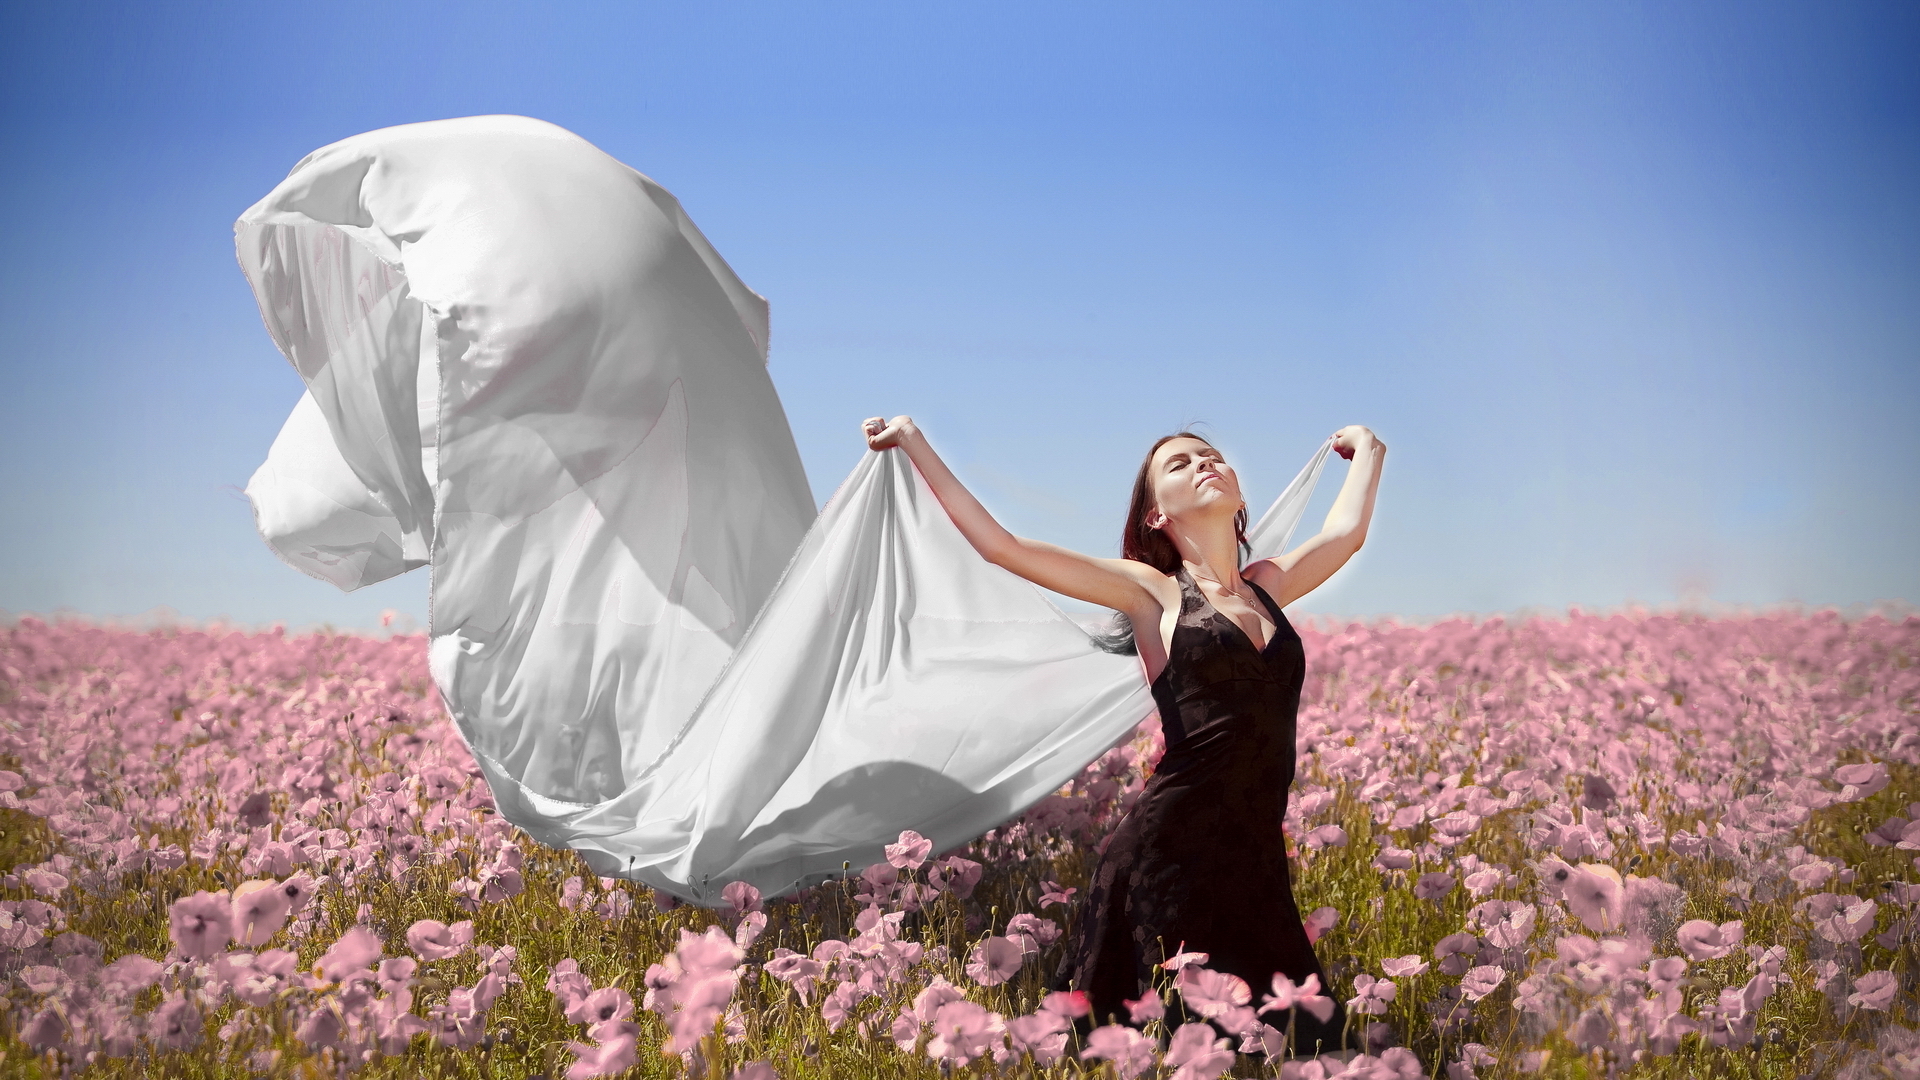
[1331,425,1382,461]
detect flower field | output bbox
[0,609,1915,1079]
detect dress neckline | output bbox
[1178,567,1284,656]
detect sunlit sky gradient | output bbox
[2,1,1915,630]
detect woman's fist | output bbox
[1330,425,1382,461]
[863,415,916,451]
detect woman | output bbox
[863,415,1385,1054]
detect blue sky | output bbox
[1,1,1915,629]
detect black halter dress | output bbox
[1056,567,1350,1053]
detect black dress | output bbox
[1056,567,1351,1053]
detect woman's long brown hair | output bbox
[1096,432,1250,655]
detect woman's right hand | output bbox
[863,415,916,451]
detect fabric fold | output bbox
[237,115,1328,903]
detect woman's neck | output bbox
[1165,520,1242,586]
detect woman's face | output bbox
[1146,437,1244,530]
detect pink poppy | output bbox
[1007,912,1062,950]
[1125,989,1166,1023]
[20,1009,64,1053]
[1834,761,1889,801]
[1347,974,1396,1016]
[1303,907,1340,944]
[1414,872,1456,901]
[1082,1024,1159,1080]
[885,830,934,870]
[1175,966,1252,1019]
[21,868,66,897]
[1434,932,1480,976]
[168,890,233,959]
[966,935,1025,986]
[924,1000,1004,1067]
[1041,990,1091,1018]
[1381,955,1429,977]
[1260,973,1335,1023]
[1162,948,1211,971]
[1165,1022,1235,1080]
[677,925,747,976]
[929,856,983,898]
[1039,880,1077,908]
[1675,919,1743,961]
[1848,970,1898,1011]
[1812,899,1878,945]
[729,1063,778,1080]
[1460,965,1506,1002]
[564,1028,639,1080]
[231,880,292,946]
[407,919,475,961]
[151,994,203,1049]
[720,881,762,914]
[1561,864,1625,933]
[1007,1010,1071,1065]
[315,925,382,981]
[1373,847,1416,871]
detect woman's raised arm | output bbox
[863,416,1160,616]
[1245,425,1386,608]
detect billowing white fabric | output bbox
[239,116,1330,903]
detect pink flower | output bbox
[929,856,983,898]
[1374,847,1415,871]
[1848,970,1898,1011]
[1039,880,1077,908]
[1162,948,1211,971]
[1812,899,1878,945]
[232,880,293,946]
[565,1027,639,1080]
[1561,864,1625,933]
[764,949,825,1004]
[1463,868,1505,897]
[1260,972,1335,1023]
[1434,932,1480,976]
[1303,906,1340,944]
[924,1000,1004,1067]
[1165,1022,1235,1080]
[168,890,233,959]
[21,1008,65,1053]
[1082,1024,1159,1080]
[966,935,1025,986]
[275,872,319,916]
[407,918,475,960]
[21,868,67,897]
[1347,974,1396,1016]
[1834,761,1890,801]
[315,925,382,981]
[1042,990,1091,1018]
[1675,919,1743,961]
[728,1063,778,1080]
[1414,872,1456,900]
[1460,965,1505,1002]
[885,830,934,870]
[677,925,746,976]
[296,1004,344,1050]
[1176,966,1252,1019]
[1125,989,1166,1023]
[1007,912,1062,950]
[151,993,203,1049]
[1381,955,1429,977]
[568,987,635,1026]
[1006,1010,1072,1065]
[721,881,762,914]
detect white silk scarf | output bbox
[239,116,1331,903]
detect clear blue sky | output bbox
[2,1,1915,630]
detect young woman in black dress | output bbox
[861,416,1385,1056]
